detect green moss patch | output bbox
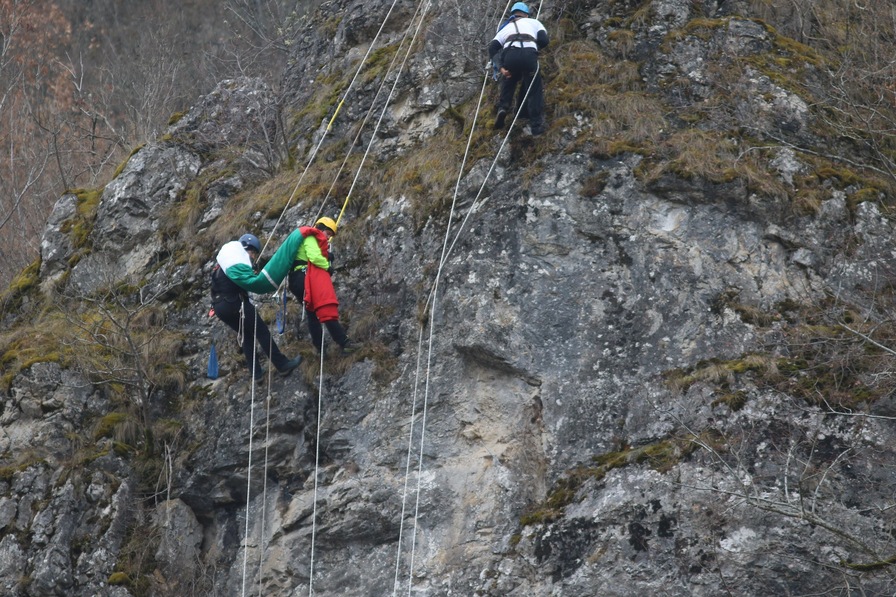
[520,436,698,526]
[0,310,73,391]
[0,258,42,316]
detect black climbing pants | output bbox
[287,269,349,352]
[212,295,289,375]
[498,47,544,131]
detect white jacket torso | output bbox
[492,17,547,51]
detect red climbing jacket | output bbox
[300,226,340,322]
[305,264,339,321]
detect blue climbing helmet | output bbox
[239,233,261,253]
[510,2,529,16]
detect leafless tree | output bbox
[0,0,272,287]
[747,1,896,186]
[0,0,67,281]
[223,0,306,73]
[60,272,186,415]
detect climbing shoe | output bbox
[278,356,302,377]
[494,108,507,129]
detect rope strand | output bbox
[392,323,430,595]
[397,4,544,590]
[308,334,326,596]
[241,327,260,597]
[396,32,494,597]
[258,0,406,257]
[255,390,273,595]
[336,0,432,228]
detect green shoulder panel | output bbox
[225,229,306,293]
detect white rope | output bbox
[238,302,245,347]
[391,322,430,594]
[396,4,545,590]
[394,29,497,597]
[308,333,326,596]
[405,280,442,596]
[337,0,433,222]
[255,390,273,595]
[258,0,405,258]
[406,74,493,595]
[439,62,540,270]
[314,0,428,222]
[435,0,547,273]
[238,298,282,595]
[241,312,260,597]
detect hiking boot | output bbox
[278,356,302,377]
[494,108,507,129]
[341,342,358,356]
[530,124,545,136]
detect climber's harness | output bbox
[503,18,538,51]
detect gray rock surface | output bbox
[3,1,896,596]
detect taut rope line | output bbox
[315,0,430,224]
[258,0,405,257]
[307,334,327,596]
[391,322,431,595]
[397,2,545,589]
[394,19,497,597]
[336,0,433,229]
[438,63,540,271]
[255,386,274,595]
[241,322,261,597]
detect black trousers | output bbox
[287,269,349,351]
[213,295,288,375]
[498,47,544,130]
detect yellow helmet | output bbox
[315,216,338,235]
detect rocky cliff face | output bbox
[3,0,896,595]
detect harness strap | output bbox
[507,19,536,49]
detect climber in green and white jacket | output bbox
[210,233,303,380]
[215,228,309,293]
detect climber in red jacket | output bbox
[287,217,357,356]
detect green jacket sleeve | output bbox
[225,229,307,293]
